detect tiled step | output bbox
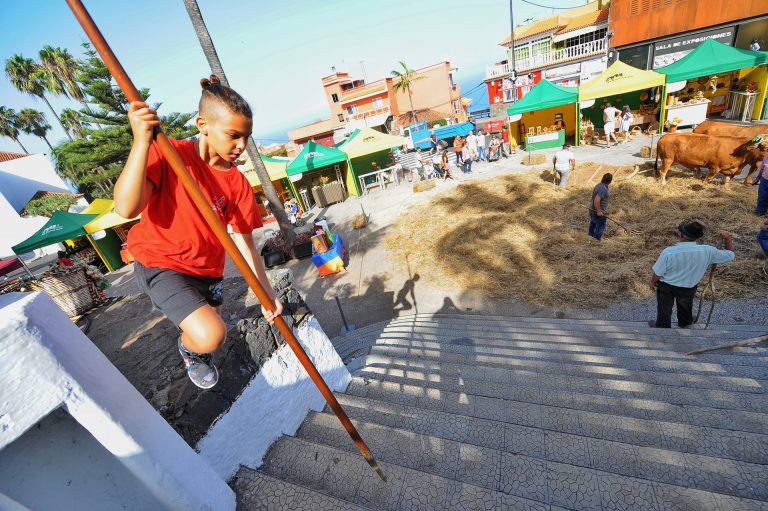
[363,343,768,380]
[233,468,368,510]
[261,431,765,511]
[300,409,768,502]
[353,367,768,434]
[343,377,768,465]
[355,361,768,414]
[361,348,767,394]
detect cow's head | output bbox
[752,135,768,159]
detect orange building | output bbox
[610,0,768,69]
[287,62,468,155]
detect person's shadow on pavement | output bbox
[393,273,420,313]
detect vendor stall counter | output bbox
[525,129,565,150]
[725,91,757,122]
[665,99,710,127]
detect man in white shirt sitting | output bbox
[552,143,576,188]
[648,221,735,328]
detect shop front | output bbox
[80,199,139,271]
[286,141,349,211]
[577,60,666,141]
[656,39,767,125]
[506,79,577,150]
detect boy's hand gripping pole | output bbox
[65,0,386,481]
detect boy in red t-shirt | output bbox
[116,75,283,389]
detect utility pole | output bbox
[508,0,517,103]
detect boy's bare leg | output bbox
[179,304,227,354]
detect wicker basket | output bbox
[30,267,97,317]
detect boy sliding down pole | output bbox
[65,0,386,481]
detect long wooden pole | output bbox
[685,334,768,356]
[65,0,385,481]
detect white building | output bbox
[0,151,83,258]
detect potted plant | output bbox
[291,231,314,259]
[666,117,682,133]
[261,232,291,268]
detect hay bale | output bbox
[351,213,368,229]
[641,145,657,158]
[413,179,437,193]
[523,153,547,165]
[386,171,764,308]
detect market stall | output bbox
[80,199,138,272]
[656,39,767,125]
[337,127,405,196]
[507,79,577,150]
[13,210,100,264]
[577,60,666,142]
[239,155,296,217]
[286,141,349,211]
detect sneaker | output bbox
[178,338,219,389]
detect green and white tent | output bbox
[286,140,348,176]
[12,210,98,255]
[657,39,767,83]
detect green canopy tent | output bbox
[657,39,768,123]
[337,127,406,195]
[656,39,766,83]
[12,210,98,255]
[506,79,578,150]
[286,140,349,210]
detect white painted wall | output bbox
[197,316,352,480]
[0,292,235,511]
[0,154,71,212]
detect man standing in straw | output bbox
[588,173,612,240]
[648,221,735,329]
[553,143,575,188]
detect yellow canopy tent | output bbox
[338,127,406,195]
[238,156,289,187]
[80,199,138,272]
[578,60,665,101]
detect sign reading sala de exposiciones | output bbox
[652,26,735,68]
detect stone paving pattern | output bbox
[235,314,768,510]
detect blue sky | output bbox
[1,0,584,155]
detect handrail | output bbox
[65,0,386,481]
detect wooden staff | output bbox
[65,0,385,481]
[685,334,768,356]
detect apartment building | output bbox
[484,0,610,117]
[287,62,468,155]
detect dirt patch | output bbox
[385,168,766,308]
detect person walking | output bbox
[603,103,620,147]
[553,143,575,188]
[461,144,473,174]
[502,127,513,157]
[466,130,479,161]
[648,222,735,329]
[588,173,613,240]
[477,130,488,161]
[619,105,635,143]
[453,135,464,166]
[441,151,454,180]
[430,131,438,153]
[755,153,768,216]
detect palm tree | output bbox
[5,53,73,140]
[60,108,89,138]
[17,108,53,150]
[182,0,296,245]
[0,106,28,153]
[39,46,84,101]
[391,61,425,125]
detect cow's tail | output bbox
[654,147,659,176]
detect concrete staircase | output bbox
[234,314,768,510]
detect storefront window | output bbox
[618,44,651,70]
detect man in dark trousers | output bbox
[588,173,612,240]
[648,221,735,328]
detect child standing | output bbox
[116,75,283,389]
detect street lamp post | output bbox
[508,0,517,103]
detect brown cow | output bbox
[693,120,768,139]
[655,133,768,186]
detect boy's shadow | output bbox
[393,273,420,312]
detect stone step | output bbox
[259,434,556,511]
[376,313,768,334]
[301,409,768,502]
[355,367,768,435]
[263,429,765,511]
[343,377,768,465]
[361,346,768,393]
[344,333,768,368]
[353,363,768,413]
[233,468,369,510]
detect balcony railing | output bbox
[485,38,608,79]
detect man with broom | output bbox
[648,221,735,329]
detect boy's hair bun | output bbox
[200,75,221,89]
[198,74,252,119]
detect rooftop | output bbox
[287,118,336,142]
[0,151,29,163]
[556,7,609,36]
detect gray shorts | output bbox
[133,261,223,327]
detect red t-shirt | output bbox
[502,130,509,143]
[127,138,262,278]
